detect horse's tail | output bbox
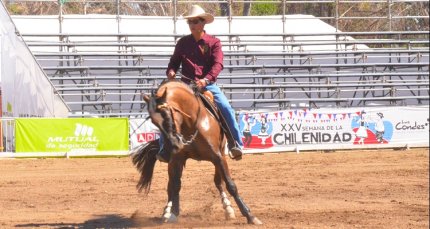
[130,140,159,194]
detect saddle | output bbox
[197,90,239,155]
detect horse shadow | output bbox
[14,214,163,228]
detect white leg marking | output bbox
[162,201,177,223]
[221,192,236,219]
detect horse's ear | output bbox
[161,87,168,99]
[156,87,168,99]
[143,94,151,103]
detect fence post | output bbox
[0,90,3,152]
[335,0,339,32]
[387,0,392,31]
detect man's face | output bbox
[187,17,205,33]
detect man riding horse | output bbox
[157,5,243,162]
[133,6,262,224]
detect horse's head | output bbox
[143,81,198,154]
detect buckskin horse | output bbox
[131,80,262,225]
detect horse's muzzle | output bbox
[166,134,185,154]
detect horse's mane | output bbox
[157,80,193,95]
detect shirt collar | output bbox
[192,30,209,43]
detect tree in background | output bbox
[4,0,429,32]
[251,0,279,16]
[220,0,252,16]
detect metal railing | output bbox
[4,0,429,32]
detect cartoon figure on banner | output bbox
[351,110,393,144]
[258,115,270,145]
[355,111,368,144]
[238,112,274,149]
[374,112,385,143]
[242,113,257,147]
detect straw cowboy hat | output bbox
[183,5,214,24]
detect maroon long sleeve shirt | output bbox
[166,32,224,84]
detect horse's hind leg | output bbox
[214,158,263,225]
[214,169,236,220]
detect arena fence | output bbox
[1,0,428,157]
[1,105,428,157]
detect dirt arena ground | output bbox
[0,148,428,228]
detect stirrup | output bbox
[230,147,243,161]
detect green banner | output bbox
[15,118,129,153]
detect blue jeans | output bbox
[158,84,243,149]
[206,83,243,148]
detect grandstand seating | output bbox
[20,32,429,117]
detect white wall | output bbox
[0,2,69,118]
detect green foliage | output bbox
[7,4,25,15]
[358,2,371,11]
[251,0,280,16]
[63,3,83,14]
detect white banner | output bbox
[129,118,160,149]
[132,106,429,153]
[237,106,429,151]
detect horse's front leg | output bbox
[214,169,236,220]
[214,157,263,225]
[162,159,185,223]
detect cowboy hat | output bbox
[183,5,214,24]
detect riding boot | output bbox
[229,144,243,161]
[156,147,170,163]
[222,122,243,160]
[156,138,170,163]
[221,120,243,160]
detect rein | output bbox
[156,89,202,146]
[157,103,191,119]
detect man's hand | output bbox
[195,78,208,89]
[167,70,176,80]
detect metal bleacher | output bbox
[9,0,429,117]
[22,31,429,117]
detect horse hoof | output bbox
[249,216,263,225]
[161,213,178,223]
[224,206,236,220]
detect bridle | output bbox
[155,82,202,146]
